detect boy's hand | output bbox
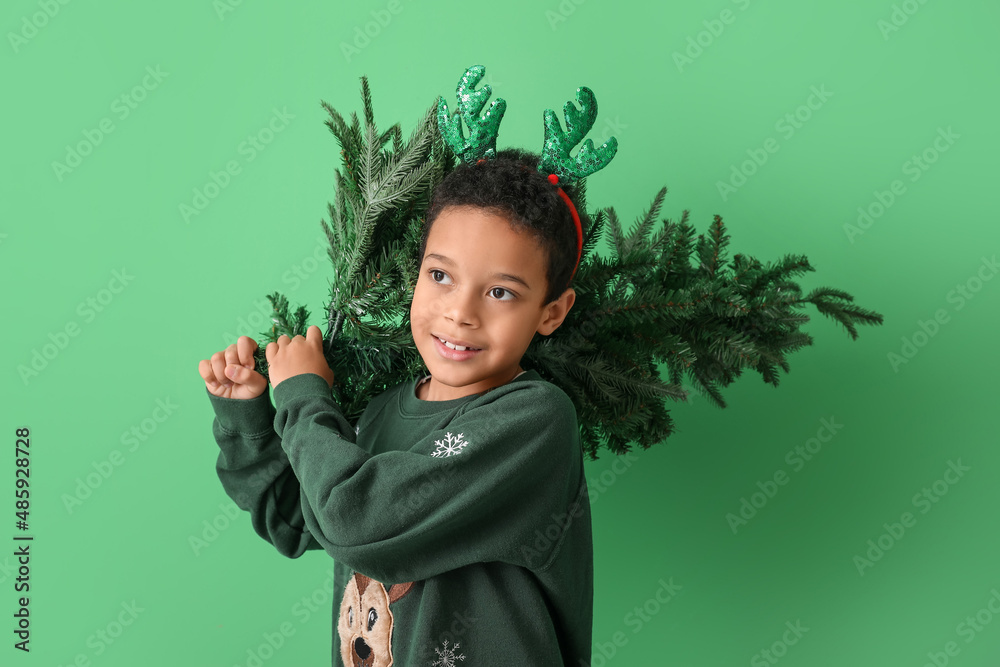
[265,325,335,390]
[199,336,268,400]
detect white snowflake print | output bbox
[430,432,470,458]
[432,638,466,666]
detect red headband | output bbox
[547,173,582,282]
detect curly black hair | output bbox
[419,147,582,306]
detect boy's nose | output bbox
[440,290,479,325]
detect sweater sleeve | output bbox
[206,386,322,558]
[271,372,584,584]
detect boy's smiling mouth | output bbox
[432,333,483,351]
[432,333,484,360]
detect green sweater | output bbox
[206,369,593,666]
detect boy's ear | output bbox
[537,288,576,336]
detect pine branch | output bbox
[696,214,730,278]
[622,187,666,257]
[242,73,885,460]
[798,286,884,340]
[525,189,885,458]
[247,75,441,422]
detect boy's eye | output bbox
[427,269,516,301]
[490,287,514,301]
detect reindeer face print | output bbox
[338,572,414,667]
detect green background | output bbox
[4,0,998,664]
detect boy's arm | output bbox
[271,372,586,585]
[206,386,323,558]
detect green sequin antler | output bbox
[538,86,618,185]
[437,65,507,163]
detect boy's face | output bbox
[409,205,575,401]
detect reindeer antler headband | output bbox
[436,65,619,282]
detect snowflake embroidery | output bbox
[432,638,466,666]
[430,432,470,458]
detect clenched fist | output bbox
[264,325,335,389]
[198,336,268,400]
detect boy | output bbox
[199,150,593,666]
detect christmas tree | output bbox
[249,70,884,460]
